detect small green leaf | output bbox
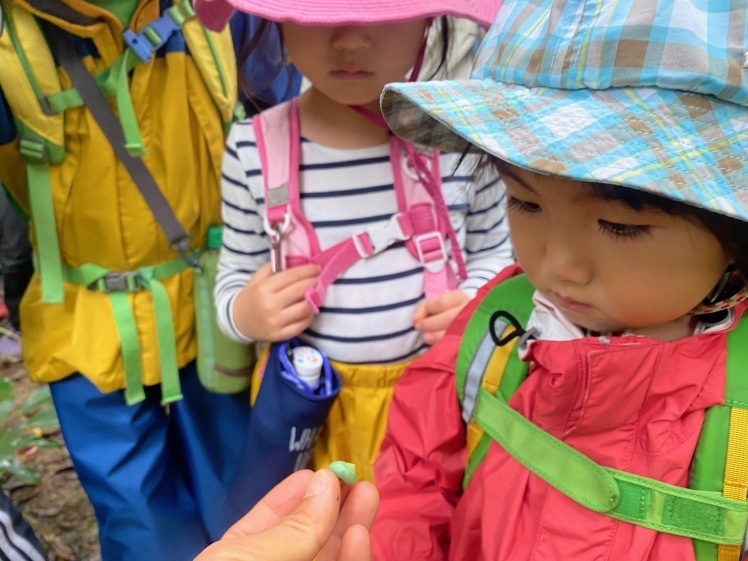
[30,437,59,450]
[0,378,13,402]
[14,435,59,450]
[4,459,40,485]
[0,432,19,457]
[0,399,14,424]
[26,408,59,430]
[20,386,53,413]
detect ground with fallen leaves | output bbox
[1,360,101,561]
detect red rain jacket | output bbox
[372,264,745,561]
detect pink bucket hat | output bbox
[195,0,500,32]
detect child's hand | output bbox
[232,263,320,342]
[412,289,470,345]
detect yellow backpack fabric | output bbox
[0,0,236,397]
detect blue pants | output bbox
[49,363,251,561]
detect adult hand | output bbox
[195,469,378,561]
[232,262,320,342]
[413,289,470,344]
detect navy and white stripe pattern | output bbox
[216,119,513,364]
[0,491,47,561]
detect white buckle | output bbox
[353,213,410,258]
[414,232,447,273]
[262,212,291,237]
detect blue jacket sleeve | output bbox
[229,14,301,114]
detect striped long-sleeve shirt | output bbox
[215,119,513,364]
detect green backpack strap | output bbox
[466,297,748,546]
[691,313,748,561]
[1,2,65,303]
[456,274,535,486]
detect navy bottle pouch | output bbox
[224,339,342,522]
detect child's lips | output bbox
[551,293,592,313]
[331,69,372,79]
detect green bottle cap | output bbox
[206,225,223,250]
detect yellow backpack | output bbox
[0,0,239,403]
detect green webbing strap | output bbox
[138,266,183,404]
[42,0,194,139]
[691,315,748,560]
[44,65,119,114]
[61,259,188,405]
[473,386,748,544]
[104,49,145,156]
[456,274,534,485]
[20,138,64,303]
[108,290,145,404]
[40,1,197,154]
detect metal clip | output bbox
[263,213,291,273]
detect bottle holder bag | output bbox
[224,338,342,522]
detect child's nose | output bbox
[542,234,593,286]
[331,26,372,50]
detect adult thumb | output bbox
[237,470,341,561]
[271,469,340,554]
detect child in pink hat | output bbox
[197,0,512,489]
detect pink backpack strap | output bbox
[303,212,419,312]
[254,100,463,313]
[254,99,319,271]
[393,142,460,299]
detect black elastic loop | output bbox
[489,310,526,347]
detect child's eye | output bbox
[598,220,651,239]
[507,196,541,213]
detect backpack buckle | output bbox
[94,271,142,293]
[414,232,447,272]
[19,137,49,164]
[123,2,193,63]
[353,213,412,258]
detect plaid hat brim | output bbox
[382,80,748,221]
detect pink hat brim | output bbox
[196,0,499,32]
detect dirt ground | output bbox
[1,360,101,561]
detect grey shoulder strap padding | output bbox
[28,0,99,27]
[40,20,192,253]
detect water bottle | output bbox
[193,225,256,393]
[291,346,323,390]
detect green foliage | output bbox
[0,378,60,485]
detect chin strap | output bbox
[346,23,469,281]
[690,286,748,315]
[690,269,748,315]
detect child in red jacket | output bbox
[370,0,748,559]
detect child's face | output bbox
[502,165,730,335]
[281,20,427,109]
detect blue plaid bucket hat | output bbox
[381,0,748,220]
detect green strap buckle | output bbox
[168,0,195,25]
[93,272,142,293]
[19,137,49,164]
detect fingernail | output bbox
[303,470,329,498]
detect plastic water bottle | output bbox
[194,225,255,393]
[291,346,324,390]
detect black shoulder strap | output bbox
[40,20,194,258]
